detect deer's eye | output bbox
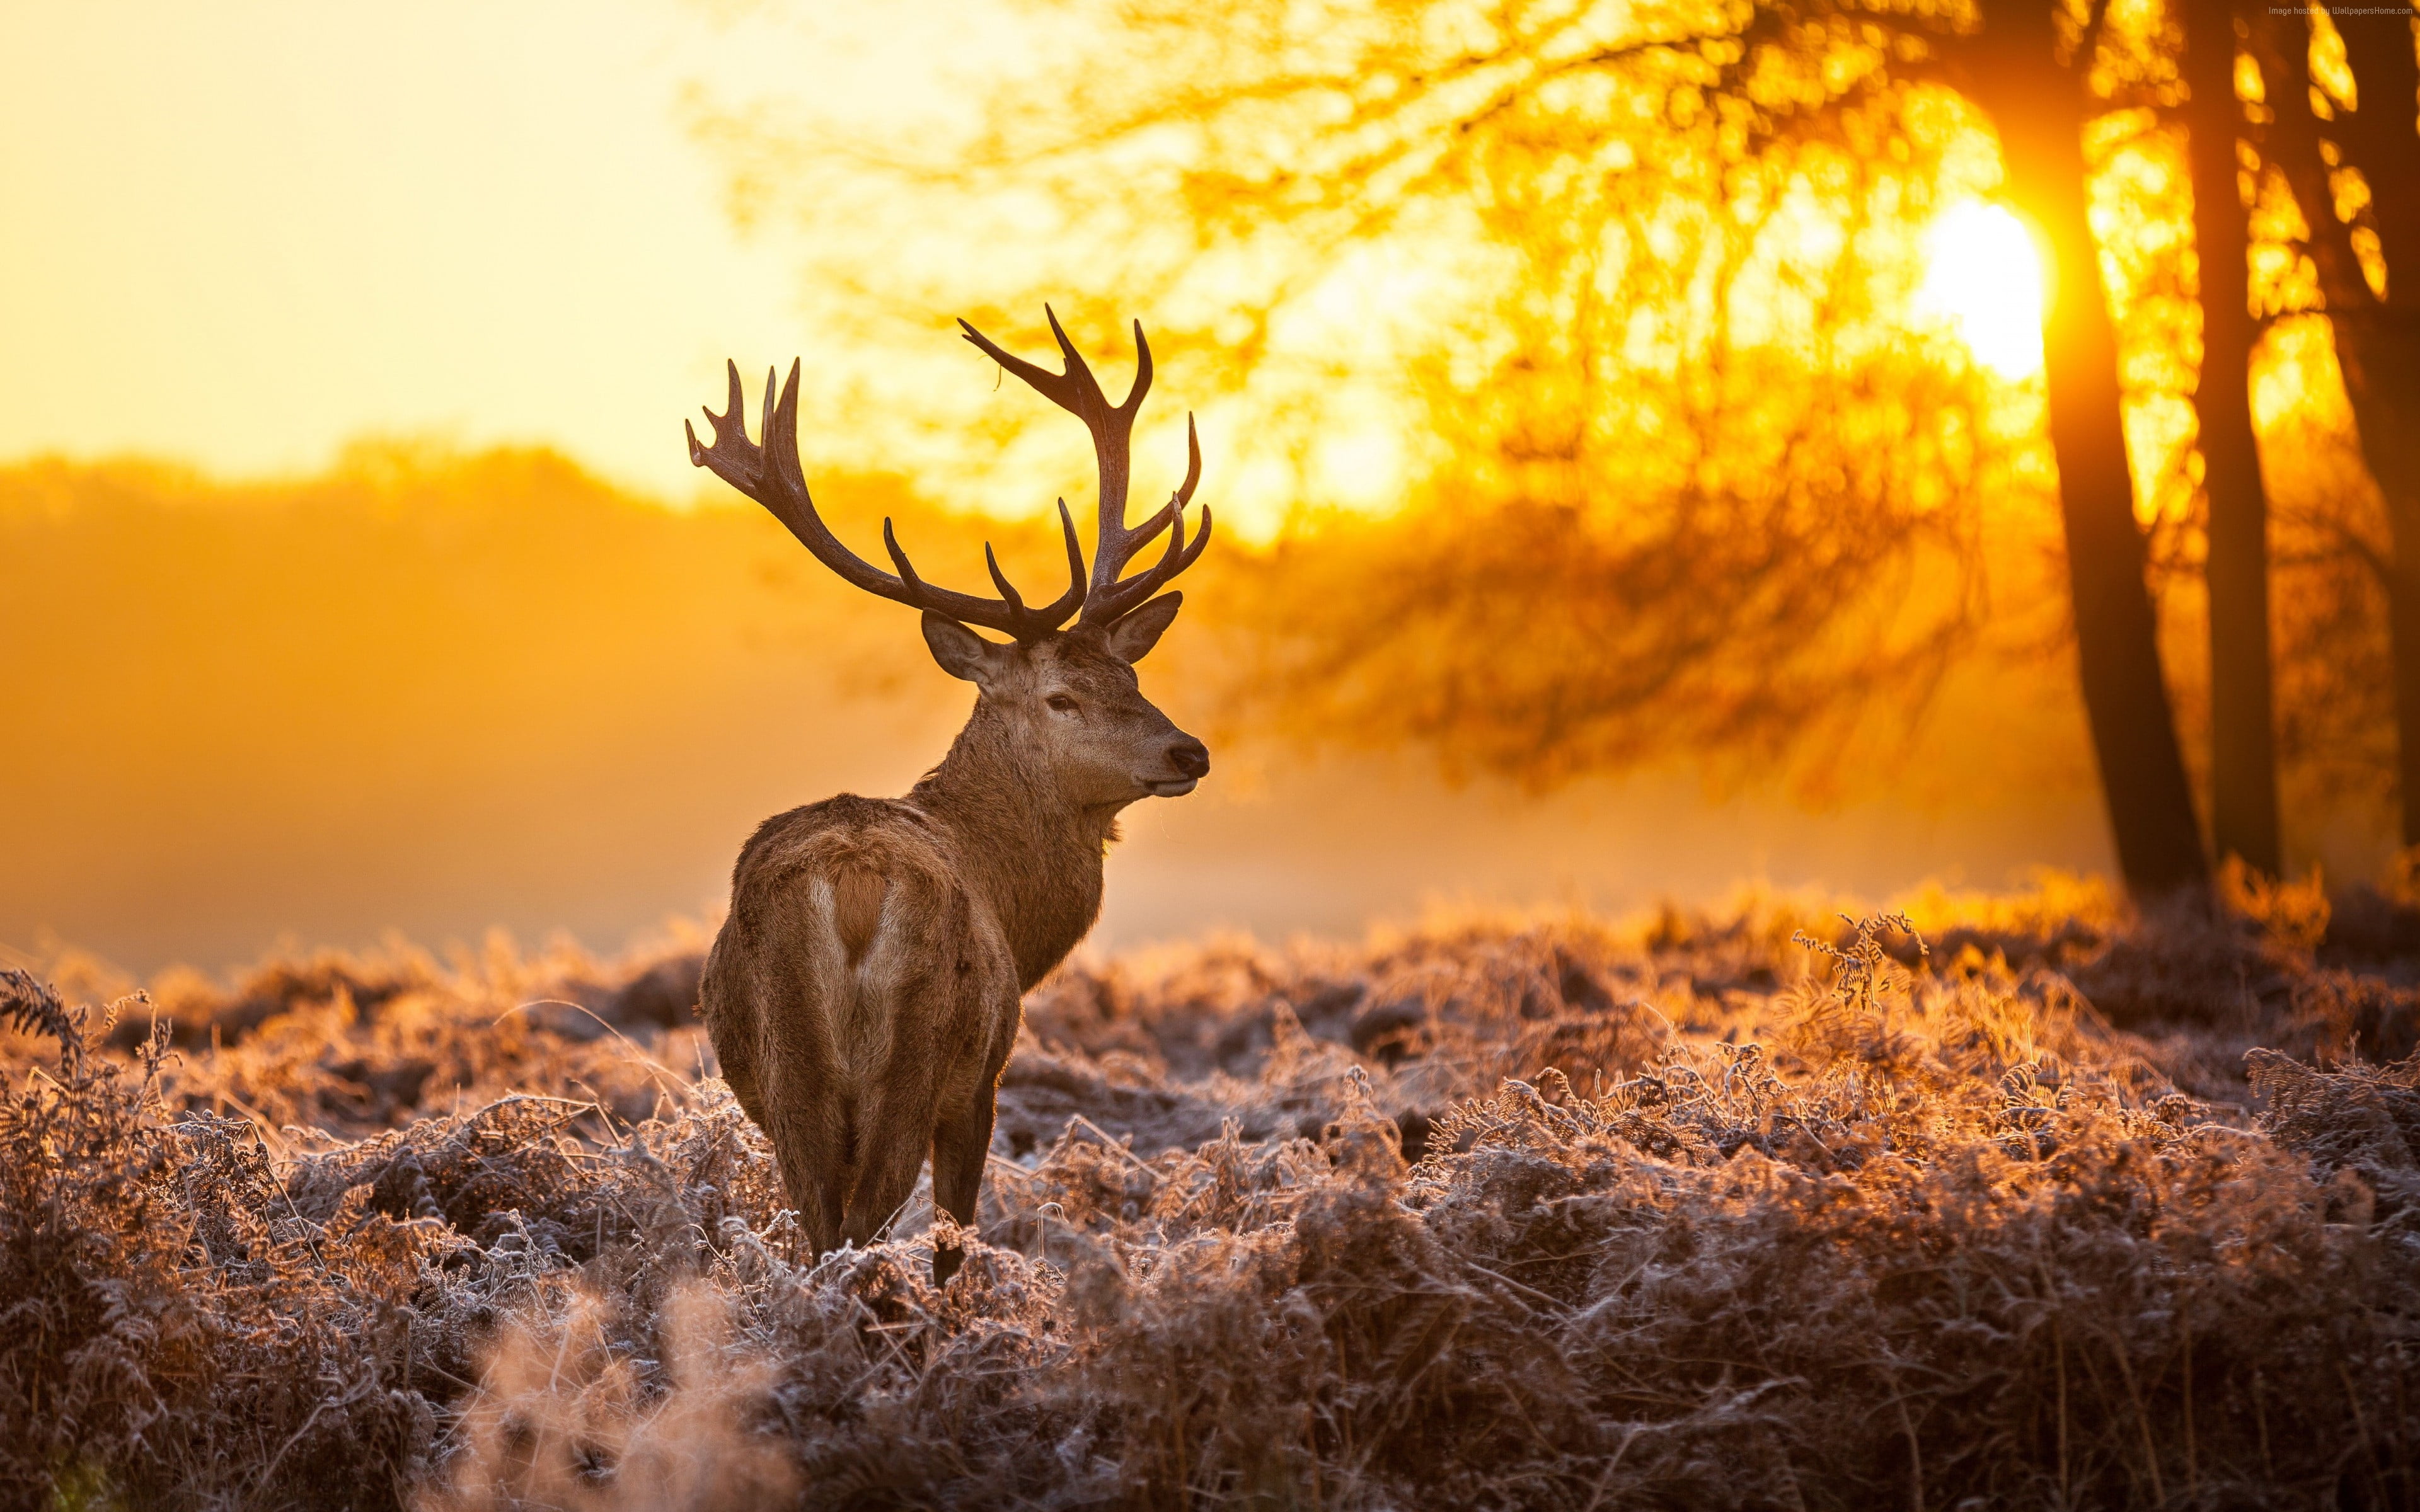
[1046,694,1079,714]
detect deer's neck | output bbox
[910,708,1118,991]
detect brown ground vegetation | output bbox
[8,872,2420,1509]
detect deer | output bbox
[684,309,1211,1284]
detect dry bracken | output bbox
[6,874,2420,1509]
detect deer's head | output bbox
[688,308,1212,808]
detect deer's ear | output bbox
[923,612,1004,685]
[1105,592,1184,663]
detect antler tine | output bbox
[1119,317,1154,416]
[1090,502,1214,625]
[1173,410,1202,507]
[688,358,1085,640]
[1106,411,1197,558]
[761,366,779,466]
[984,543,1027,616]
[959,310,1208,627]
[880,518,931,595]
[1085,414,1209,623]
[685,359,752,478]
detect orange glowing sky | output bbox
[0,1,1027,501]
[1,2,2042,514]
[1,3,2245,971]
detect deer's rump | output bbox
[700,795,1018,1253]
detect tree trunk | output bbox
[2264,7,2420,845]
[2338,323,2420,849]
[1965,0,2212,895]
[2332,13,2420,847]
[2184,0,2283,873]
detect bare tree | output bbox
[1950,0,2210,892]
[2250,6,2420,844]
[2182,0,2283,873]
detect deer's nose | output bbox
[1168,738,1211,780]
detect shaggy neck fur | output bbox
[911,699,1121,991]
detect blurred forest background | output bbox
[4,0,2418,974]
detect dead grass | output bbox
[8,873,2420,1508]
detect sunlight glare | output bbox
[1311,424,1409,515]
[1915,202,2047,380]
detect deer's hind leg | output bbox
[931,982,1017,1283]
[930,1091,997,1285]
[708,900,858,1260]
[834,878,988,1256]
[762,1092,850,1259]
[836,1046,946,1249]
[698,935,768,1128]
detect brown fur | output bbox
[830,866,887,965]
[698,612,1207,1281]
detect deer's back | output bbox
[700,794,1018,1123]
[723,793,954,920]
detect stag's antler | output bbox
[686,359,1088,641]
[957,306,1211,627]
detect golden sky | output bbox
[1,1,2203,976]
[0,0,1023,501]
[0,0,2051,519]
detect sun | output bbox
[1914,200,2048,380]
